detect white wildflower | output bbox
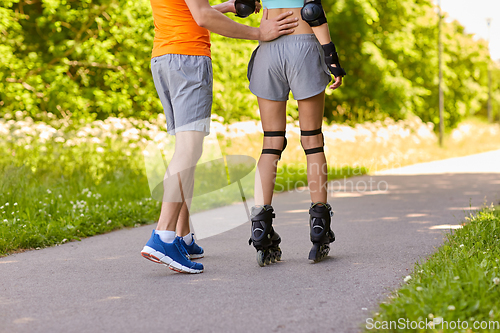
[493,277,500,285]
[404,275,412,282]
[416,287,423,291]
[448,305,455,311]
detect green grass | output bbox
[0,135,365,256]
[364,207,500,332]
[2,114,496,256]
[0,143,161,256]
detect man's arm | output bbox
[186,0,298,41]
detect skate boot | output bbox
[248,205,282,267]
[308,202,335,262]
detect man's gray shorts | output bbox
[151,54,212,136]
[247,34,332,101]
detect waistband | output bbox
[260,34,318,45]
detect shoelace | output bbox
[176,239,189,258]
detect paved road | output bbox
[1,150,499,333]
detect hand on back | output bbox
[258,8,298,41]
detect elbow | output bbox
[197,18,207,28]
[192,10,209,28]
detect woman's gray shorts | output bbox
[151,54,212,136]
[247,34,332,101]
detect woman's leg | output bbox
[254,98,287,206]
[297,92,328,203]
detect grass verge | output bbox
[0,152,365,256]
[364,207,500,332]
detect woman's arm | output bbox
[212,0,236,14]
[312,23,344,90]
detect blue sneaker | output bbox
[141,231,203,274]
[180,234,204,259]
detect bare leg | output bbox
[176,202,191,237]
[297,92,328,204]
[156,131,205,232]
[254,98,287,206]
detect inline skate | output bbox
[248,205,282,267]
[308,202,335,262]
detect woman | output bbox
[245,0,345,265]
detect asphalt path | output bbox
[1,150,499,333]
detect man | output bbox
[140,0,298,273]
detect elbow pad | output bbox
[301,0,327,27]
[235,0,259,18]
[322,42,346,77]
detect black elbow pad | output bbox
[301,0,327,27]
[235,0,259,18]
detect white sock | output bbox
[182,233,193,245]
[155,230,176,243]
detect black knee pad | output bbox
[262,131,287,159]
[301,128,324,155]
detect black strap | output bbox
[301,129,322,136]
[262,149,283,156]
[304,147,324,155]
[264,131,285,137]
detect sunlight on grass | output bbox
[364,206,500,332]
[1,111,499,255]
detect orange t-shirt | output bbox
[150,0,211,58]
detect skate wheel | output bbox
[257,250,266,267]
[264,252,272,265]
[275,247,282,261]
[270,252,277,263]
[310,244,330,262]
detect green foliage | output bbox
[0,0,158,120]
[365,207,500,332]
[325,0,500,128]
[1,0,499,127]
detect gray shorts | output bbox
[247,34,332,101]
[151,54,212,136]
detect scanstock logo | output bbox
[142,133,256,240]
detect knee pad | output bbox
[301,0,327,27]
[261,131,287,160]
[235,0,258,18]
[301,128,324,155]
